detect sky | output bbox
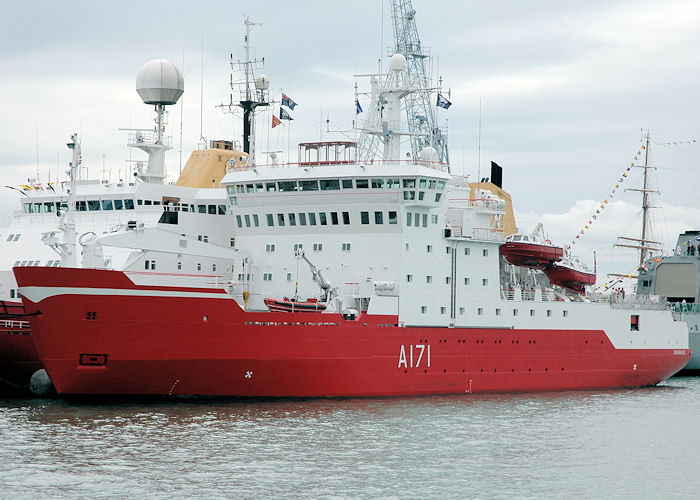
[1,0,699,286]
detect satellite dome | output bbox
[255,74,270,90]
[390,53,407,72]
[136,59,184,105]
[419,146,438,163]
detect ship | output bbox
[11,16,690,397]
[0,60,242,396]
[637,231,700,371]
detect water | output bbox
[2,377,700,499]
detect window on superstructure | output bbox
[404,191,416,200]
[10,289,15,299]
[299,213,307,226]
[414,213,420,226]
[245,215,251,227]
[277,214,285,226]
[331,212,339,225]
[265,183,276,192]
[34,203,44,213]
[263,273,272,281]
[236,215,243,228]
[427,245,433,253]
[464,277,470,285]
[372,179,384,188]
[437,181,446,191]
[14,260,20,266]
[198,205,206,213]
[422,214,427,227]
[389,211,397,224]
[256,184,264,192]
[218,205,227,215]
[87,200,101,211]
[446,247,451,254]
[145,260,150,270]
[477,308,483,315]
[294,243,303,251]
[482,249,488,257]
[288,213,297,226]
[445,277,451,285]
[530,309,535,317]
[441,306,447,315]
[102,200,113,210]
[74,201,86,211]
[421,306,427,314]
[230,238,235,247]
[406,213,412,226]
[208,205,216,215]
[342,211,350,224]
[23,203,32,214]
[145,200,153,206]
[546,310,552,317]
[266,244,275,252]
[246,184,255,193]
[44,202,55,212]
[313,243,323,251]
[374,211,383,224]
[287,273,292,281]
[361,212,369,225]
[20,260,27,266]
[253,214,259,227]
[563,310,568,318]
[403,179,416,188]
[125,199,135,210]
[418,179,427,189]
[342,243,351,251]
[405,243,409,251]
[45,260,52,267]
[203,236,208,243]
[426,276,432,283]
[356,179,369,189]
[6,234,14,242]
[435,193,442,202]
[238,273,245,281]
[482,278,488,286]
[112,199,123,210]
[496,308,501,316]
[177,261,182,270]
[309,213,317,225]
[406,274,413,282]
[319,212,327,225]
[465,247,470,256]
[459,307,465,315]
[342,179,353,189]
[320,179,340,190]
[278,181,297,192]
[418,192,425,201]
[212,264,217,272]
[266,214,274,226]
[300,180,319,191]
[197,263,202,271]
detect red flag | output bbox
[272,115,281,128]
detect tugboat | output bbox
[499,222,563,269]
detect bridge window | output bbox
[356,179,369,189]
[125,199,135,210]
[88,200,101,211]
[320,179,340,190]
[342,179,353,189]
[198,205,206,213]
[372,179,384,188]
[299,180,319,191]
[102,200,113,210]
[265,183,276,191]
[403,179,416,188]
[278,181,297,192]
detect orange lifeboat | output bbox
[264,297,328,313]
[544,255,596,294]
[500,233,563,269]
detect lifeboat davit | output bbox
[264,297,328,313]
[500,233,563,269]
[544,257,596,294]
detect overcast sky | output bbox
[1,0,699,284]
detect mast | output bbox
[220,17,270,166]
[614,131,662,270]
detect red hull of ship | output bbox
[0,300,42,396]
[499,242,563,269]
[14,267,689,397]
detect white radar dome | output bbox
[419,146,438,163]
[255,74,270,90]
[136,59,184,105]
[390,53,407,72]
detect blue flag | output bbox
[280,107,293,120]
[282,93,297,110]
[355,99,363,114]
[436,93,452,109]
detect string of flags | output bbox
[272,92,298,128]
[596,256,663,292]
[570,143,645,246]
[654,138,699,147]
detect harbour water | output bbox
[2,377,700,499]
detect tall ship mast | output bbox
[613,132,663,273]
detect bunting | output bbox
[595,256,663,292]
[654,138,699,147]
[570,143,645,246]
